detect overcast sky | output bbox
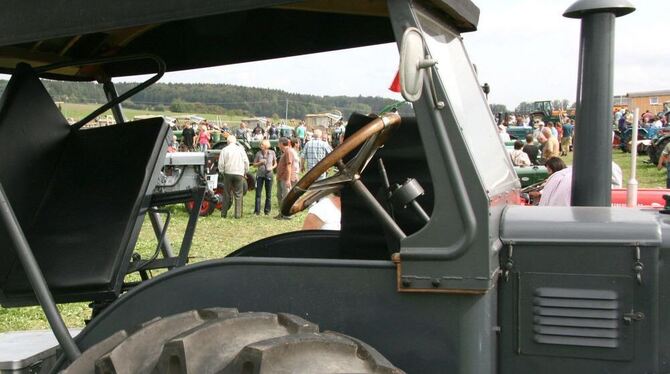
[118,0,668,110]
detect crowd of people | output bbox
[499,113,629,206]
[216,124,339,227]
[616,108,668,132]
[499,115,575,168]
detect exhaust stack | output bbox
[564,0,635,207]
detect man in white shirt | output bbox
[218,135,249,218]
[539,167,572,206]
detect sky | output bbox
[118,0,669,110]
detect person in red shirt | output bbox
[275,137,294,219]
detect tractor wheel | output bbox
[62,308,403,374]
[184,196,217,216]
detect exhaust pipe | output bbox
[564,0,635,207]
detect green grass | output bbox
[562,148,665,188]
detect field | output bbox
[59,102,246,125]
[0,120,666,332]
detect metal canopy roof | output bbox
[0,0,479,81]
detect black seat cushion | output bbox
[0,64,168,306]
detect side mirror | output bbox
[399,27,438,103]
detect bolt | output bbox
[401,279,411,288]
[432,278,441,288]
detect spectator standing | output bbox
[547,122,558,138]
[624,109,634,127]
[252,140,276,215]
[541,127,560,161]
[197,124,210,152]
[268,122,279,140]
[275,137,295,219]
[561,120,574,156]
[182,122,196,151]
[218,135,249,218]
[296,122,307,148]
[301,129,332,180]
[252,123,264,139]
[331,121,346,147]
[235,122,248,140]
[522,134,539,165]
[290,138,301,186]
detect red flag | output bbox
[389,70,401,93]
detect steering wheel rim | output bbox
[280,112,402,216]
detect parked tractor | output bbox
[2,1,665,374]
[530,100,574,124]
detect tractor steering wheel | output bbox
[280,112,401,216]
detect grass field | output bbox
[60,102,246,124]
[0,142,666,333]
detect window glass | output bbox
[415,9,516,194]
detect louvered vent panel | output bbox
[533,287,620,348]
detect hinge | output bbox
[503,241,514,282]
[623,310,645,325]
[632,243,643,285]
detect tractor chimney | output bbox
[564,0,635,206]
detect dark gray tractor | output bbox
[0,1,665,374]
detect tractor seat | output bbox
[0,64,168,307]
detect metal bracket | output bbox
[632,243,643,285]
[623,310,645,325]
[503,241,514,282]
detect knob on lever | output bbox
[661,194,670,214]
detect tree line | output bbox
[0,78,572,119]
[0,79,411,119]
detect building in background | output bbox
[626,90,670,114]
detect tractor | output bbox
[1,1,666,373]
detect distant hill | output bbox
[0,79,410,120]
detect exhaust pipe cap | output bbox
[564,0,635,19]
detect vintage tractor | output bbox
[2,1,667,374]
[155,150,255,216]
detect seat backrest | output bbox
[0,64,168,306]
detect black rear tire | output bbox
[62,309,404,374]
